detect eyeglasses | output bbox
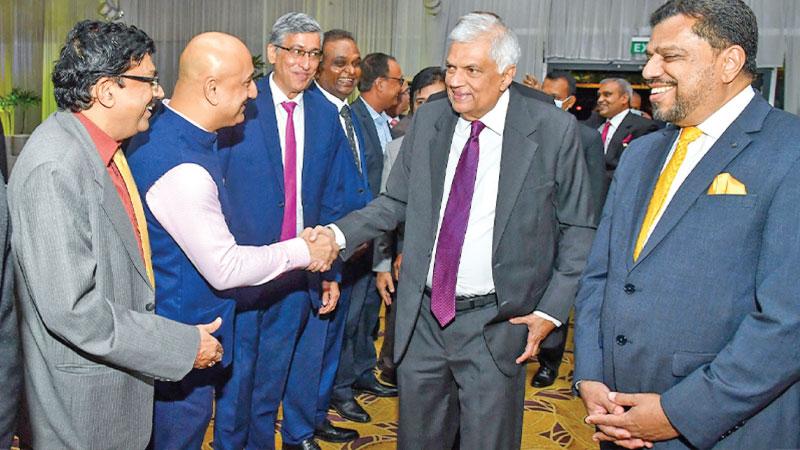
[118,74,160,95]
[383,75,405,85]
[274,44,322,61]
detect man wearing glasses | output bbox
[7,20,221,449]
[217,12,349,450]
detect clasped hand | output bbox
[194,317,223,369]
[300,226,340,272]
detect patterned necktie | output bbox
[112,148,155,288]
[601,120,612,151]
[340,104,361,174]
[633,126,703,261]
[280,101,298,240]
[430,120,486,327]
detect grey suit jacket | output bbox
[336,85,596,376]
[0,178,19,449]
[8,111,199,449]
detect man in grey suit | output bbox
[318,12,595,449]
[0,176,18,449]
[7,20,222,449]
[576,1,800,449]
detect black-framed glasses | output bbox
[274,44,322,61]
[118,74,160,94]
[383,75,405,84]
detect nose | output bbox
[155,83,165,100]
[248,81,258,99]
[642,54,662,81]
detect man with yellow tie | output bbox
[573,1,800,449]
[7,20,222,449]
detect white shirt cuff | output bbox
[327,224,346,250]
[533,310,562,328]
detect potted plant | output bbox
[0,87,42,158]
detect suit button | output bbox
[616,335,628,346]
[145,303,155,312]
[624,283,636,294]
[358,188,364,194]
[278,201,285,207]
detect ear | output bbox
[500,64,516,91]
[267,44,278,65]
[93,77,117,109]
[719,45,747,83]
[204,77,219,106]
[563,95,576,111]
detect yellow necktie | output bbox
[112,149,155,288]
[633,127,703,261]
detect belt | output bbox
[423,287,497,312]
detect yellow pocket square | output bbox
[707,173,747,195]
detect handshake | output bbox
[300,225,340,272]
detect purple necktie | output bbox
[280,101,297,240]
[430,120,486,327]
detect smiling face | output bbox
[268,32,321,98]
[317,38,361,100]
[216,51,257,127]
[596,80,629,119]
[445,36,514,121]
[643,14,723,126]
[115,53,164,138]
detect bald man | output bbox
[127,32,339,449]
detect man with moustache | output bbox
[595,78,659,179]
[127,32,338,449]
[217,12,347,450]
[316,12,595,449]
[575,1,800,448]
[305,28,370,443]
[326,52,404,423]
[7,20,221,449]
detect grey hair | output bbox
[601,78,634,103]
[269,12,322,46]
[447,12,520,73]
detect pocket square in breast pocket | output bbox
[707,172,747,195]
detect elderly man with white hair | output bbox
[317,11,596,449]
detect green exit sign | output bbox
[631,37,649,55]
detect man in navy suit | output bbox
[216,12,347,450]
[304,28,371,444]
[575,1,800,449]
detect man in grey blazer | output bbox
[0,176,19,449]
[318,12,595,449]
[7,20,222,449]
[576,1,800,449]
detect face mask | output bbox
[554,98,564,109]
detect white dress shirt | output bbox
[643,86,755,242]
[144,102,311,291]
[599,108,631,152]
[270,74,305,235]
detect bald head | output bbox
[170,32,257,131]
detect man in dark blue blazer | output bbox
[305,29,372,444]
[216,12,348,450]
[575,1,800,449]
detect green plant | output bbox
[0,88,41,135]
[252,54,266,81]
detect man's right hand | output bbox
[194,317,223,369]
[579,380,653,449]
[301,227,339,272]
[376,271,395,306]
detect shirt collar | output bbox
[696,86,755,140]
[162,99,218,148]
[315,81,347,110]
[74,112,119,166]
[455,89,510,136]
[269,73,304,109]
[163,99,213,133]
[608,108,630,128]
[360,97,383,121]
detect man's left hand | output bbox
[586,392,679,444]
[508,313,556,364]
[319,280,340,315]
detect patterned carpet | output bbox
[200,311,596,450]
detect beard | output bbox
[650,66,714,124]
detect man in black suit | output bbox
[596,78,659,178]
[525,71,607,388]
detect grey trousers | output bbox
[397,294,527,450]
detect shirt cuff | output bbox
[373,259,392,273]
[327,224,346,250]
[281,237,312,270]
[533,310,562,328]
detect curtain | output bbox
[0,1,15,135]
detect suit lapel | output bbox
[256,77,285,195]
[630,96,768,268]
[429,109,458,234]
[606,113,635,165]
[493,90,539,255]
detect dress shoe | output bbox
[330,397,371,423]
[531,365,558,388]
[282,438,321,450]
[378,367,397,386]
[314,419,359,443]
[353,376,398,397]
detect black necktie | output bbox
[340,104,361,174]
